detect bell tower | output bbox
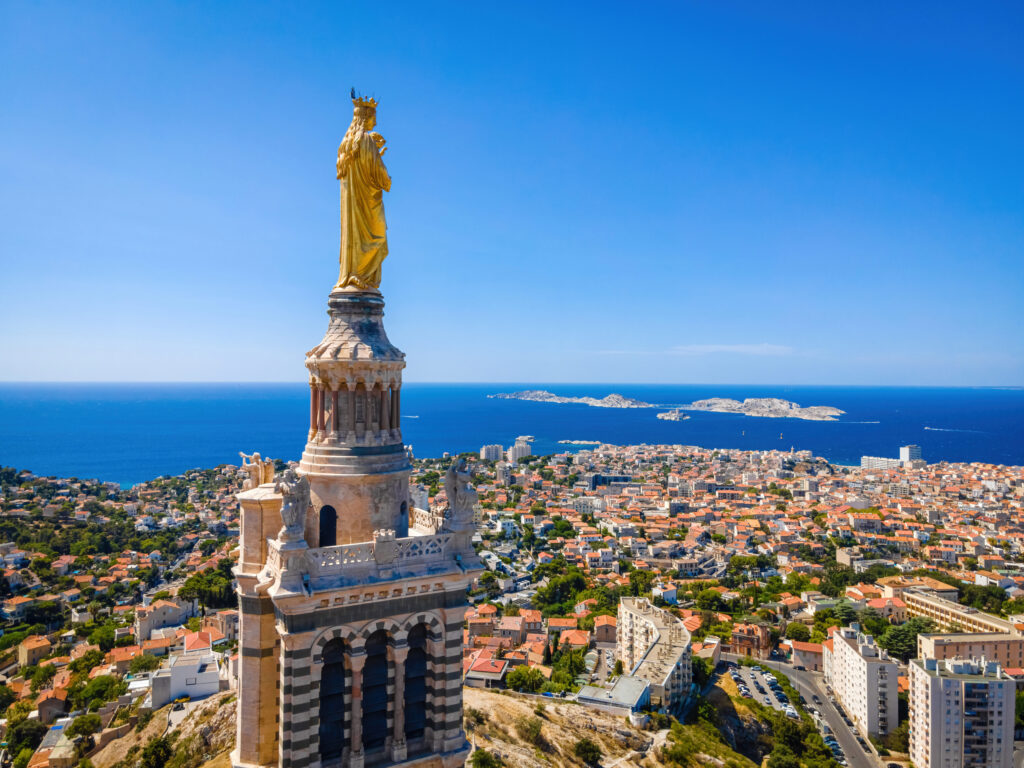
[232,95,481,768]
[299,290,412,546]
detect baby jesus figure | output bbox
[369,131,387,156]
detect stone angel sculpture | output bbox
[444,458,478,529]
[275,468,310,543]
[239,451,275,490]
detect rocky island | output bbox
[489,390,655,408]
[679,397,844,421]
[656,409,691,421]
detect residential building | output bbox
[900,445,923,464]
[824,624,899,738]
[507,437,533,463]
[909,657,1013,768]
[904,590,1017,635]
[918,634,1024,670]
[731,623,772,660]
[594,615,617,645]
[861,456,901,470]
[150,652,222,709]
[617,597,691,715]
[19,635,51,668]
[479,444,504,461]
[134,597,197,641]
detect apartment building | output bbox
[919,634,1024,670]
[617,597,692,715]
[479,444,504,461]
[824,625,899,738]
[909,657,1013,768]
[903,590,1017,635]
[507,437,533,463]
[861,456,901,470]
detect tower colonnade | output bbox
[307,375,402,445]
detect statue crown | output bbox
[350,87,378,110]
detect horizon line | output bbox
[0,380,1021,389]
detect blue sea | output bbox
[0,383,1022,487]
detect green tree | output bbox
[140,736,173,768]
[0,683,16,715]
[88,624,116,652]
[67,713,102,738]
[129,654,162,674]
[695,589,723,611]
[785,623,811,642]
[7,719,47,756]
[878,617,935,662]
[573,737,602,765]
[13,749,33,768]
[505,666,546,693]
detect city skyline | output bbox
[2,2,1022,385]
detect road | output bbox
[722,654,878,768]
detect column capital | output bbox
[348,650,367,672]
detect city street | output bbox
[722,655,878,768]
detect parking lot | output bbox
[728,664,799,718]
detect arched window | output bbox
[404,624,428,742]
[319,505,337,547]
[362,630,389,750]
[318,639,347,760]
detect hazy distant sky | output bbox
[1,2,1022,385]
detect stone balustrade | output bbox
[267,532,456,583]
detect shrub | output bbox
[470,750,502,768]
[515,715,544,746]
[574,737,602,765]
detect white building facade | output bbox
[824,625,899,737]
[909,657,1014,768]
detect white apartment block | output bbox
[900,444,923,463]
[861,456,901,470]
[479,444,504,461]
[616,597,691,715]
[507,437,533,463]
[909,657,1013,768]
[824,625,899,737]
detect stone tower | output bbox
[232,136,481,768]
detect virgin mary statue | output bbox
[335,90,391,291]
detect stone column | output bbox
[381,386,391,434]
[426,637,446,752]
[391,644,408,762]
[233,589,279,768]
[440,612,467,752]
[346,384,356,442]
[348,651,366,768]
[309,382,319,440]
[393,388,401,431]
[355,386,365,441]
[331,389,340,440]
[316,385,326,440]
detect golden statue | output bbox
[335,89,391,292]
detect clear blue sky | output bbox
[1,2,1022,385]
